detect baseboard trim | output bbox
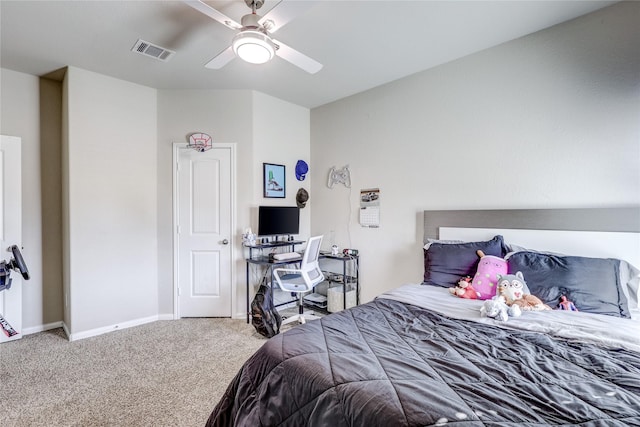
[62,322,71,340]
[67,315,161,342]
[22,321,64,335]
[21,313,235,341]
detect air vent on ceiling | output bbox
[131,39,175,62]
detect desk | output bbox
[245,241,305,323]
[245,245,359,323]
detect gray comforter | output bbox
[206,298,640,426]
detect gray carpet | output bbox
[0,319,270,427]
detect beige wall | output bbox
[310,1,640,301]
[39,77,64,329]
[1,1,638,335]
[252,91,311,237]
[0,69,64,332]
[157,89,254,318]
[64,67,159,338]
[157,89,311,318]
[1,70,311,334]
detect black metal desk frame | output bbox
[245,242,359,323]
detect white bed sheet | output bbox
[378,284,640,353]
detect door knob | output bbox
[222,239,229,245]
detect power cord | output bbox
[346,185,353,249]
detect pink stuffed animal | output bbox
[449,276,480,299]
[472,250,507,300]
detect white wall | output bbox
[310,1,640,302]
[64,67,158,338]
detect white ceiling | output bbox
[0,0,616,109]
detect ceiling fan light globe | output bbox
[232,31,275,64]
[236,43,272,64]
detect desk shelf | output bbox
[308,256,359,314]
[323,272,358,285]
[244,240,306,261]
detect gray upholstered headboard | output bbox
[423,208,640,243]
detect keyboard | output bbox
[273,252,301,261]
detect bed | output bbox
[206,208,640,426]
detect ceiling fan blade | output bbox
[182,0,241,30]
[273,39,322,74]
[260,0,316,33]
[204,46,235,69]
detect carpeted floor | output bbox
[0,319,271,427]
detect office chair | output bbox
[273,235,324,325]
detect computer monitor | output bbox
[258,206,300,237]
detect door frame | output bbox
[172,142,237,319]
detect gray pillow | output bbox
[507,251,630,318]
[423,235,507,288]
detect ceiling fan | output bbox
[183,0,323,74]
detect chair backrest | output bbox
[300,235,324,286]
[274,235,324,293]
[301,235,323,268]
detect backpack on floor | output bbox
[251,283,282,338]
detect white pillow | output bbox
[423,238,463,250]
[619,260,640,318]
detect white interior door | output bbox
[0,135,22,343]
[175,144,234,317]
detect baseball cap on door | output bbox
[296,188,309,208]
[295,160,309,181]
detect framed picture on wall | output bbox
[263,163,286,198]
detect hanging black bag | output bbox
[251,283,282,338]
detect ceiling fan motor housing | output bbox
[240,13,263,31]
[245,0,265,10]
